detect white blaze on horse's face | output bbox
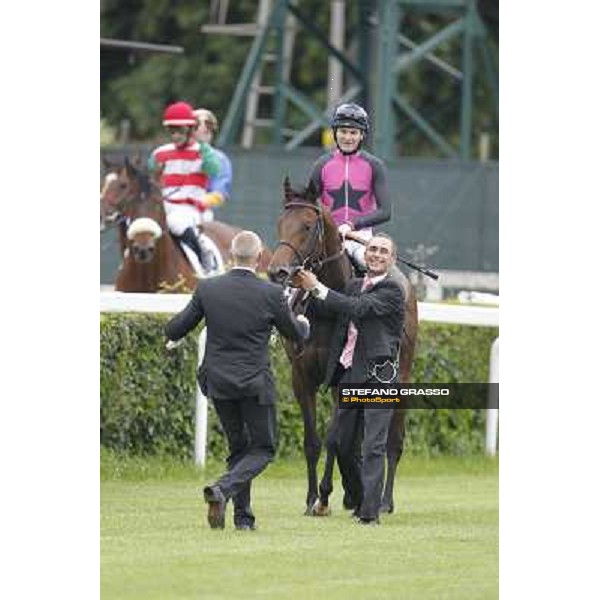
[100,172,119,225]
[101,171,131,227]
[101,172,118,194]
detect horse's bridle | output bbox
[102,173,165,233]
[275,201,345,277]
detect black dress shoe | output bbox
[203,485,226,529]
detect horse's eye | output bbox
[303,223,312,232]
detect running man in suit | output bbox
[166,230,310,530]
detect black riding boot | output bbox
[179,227,214,272]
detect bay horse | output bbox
[101,160,197,292]
[268,178,419,515]
[100,159,272,292]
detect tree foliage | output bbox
[101,1,498,157]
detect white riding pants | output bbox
[164,202,201,236]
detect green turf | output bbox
[101,456,498,600]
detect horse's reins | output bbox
[274,201,347,357]
[275,204,430,359]
[275,202,345,284]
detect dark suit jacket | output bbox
[321,273,405,385]
[165,269,308,404]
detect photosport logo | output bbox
[337,384,499,409]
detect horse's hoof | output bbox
[380,503,394,514]
[310,499,332,517]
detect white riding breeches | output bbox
[164,202,201,236]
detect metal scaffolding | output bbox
[209,0,497,160]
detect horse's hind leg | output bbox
[312,396,339,516]
[381,283,418,514]
[381,407,406,514]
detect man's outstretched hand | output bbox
[166,339,184,351]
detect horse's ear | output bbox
[283,176,293,205]
[306,179,318,204]
[124,156,137,178]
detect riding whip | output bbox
[344,232,439,280]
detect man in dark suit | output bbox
[296,233,404,525]
[165,230,309,530]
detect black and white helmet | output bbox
[330,103,370,133]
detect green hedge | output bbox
[100,313,498,460]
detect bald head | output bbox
[231,230,263,267]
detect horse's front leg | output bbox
[312,391,340,516]
[381,407,406,514]
[298,392,321,515]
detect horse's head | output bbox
[102,158,166,264]
[268,177,325,284]
[100,154,147,230]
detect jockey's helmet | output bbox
[194,108,219,133]
[162,102,197,127]
[331,103,370,134]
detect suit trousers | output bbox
[212,397,277,525]
[336,405,394,520]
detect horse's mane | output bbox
[297,183,339,246]
[137,170,153,197]
[125,161,158,199]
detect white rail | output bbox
[195,329,208,466]
[100,292,500,465]
[486,337,499,456]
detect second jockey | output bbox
[308,103,392,270]
[193,108,233,223]
[148,101,221,273]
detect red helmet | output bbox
[162,101,197,127]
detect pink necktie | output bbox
[339,278,372,369]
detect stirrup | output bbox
[199,247,217,273]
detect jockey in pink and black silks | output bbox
[148,101,221,273]
[309,103,392,269]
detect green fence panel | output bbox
[101,146,497,283]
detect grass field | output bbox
[101,454,498,600]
